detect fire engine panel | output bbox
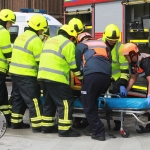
[122,0,150,93]
[64,0,122,39]
[64,0,150,96]
[64,4,92,35]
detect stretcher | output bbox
[69,71,150,137]
[73,96,150,138]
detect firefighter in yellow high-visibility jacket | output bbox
[9,14,48,132]
[0,9,16,127]
[68,18,89,128]
[100,24,130,130]
[38,24,83,137]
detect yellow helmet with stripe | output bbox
[68,18,84,34]
[28,14,48,31]
[104,24,120,41]
[0,9,16,23]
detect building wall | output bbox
[0,0,64,23]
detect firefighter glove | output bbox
[119,86,127,97]
[146,96,150,107]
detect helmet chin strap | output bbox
[129,54,138,64]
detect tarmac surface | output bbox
[1,83,150,150]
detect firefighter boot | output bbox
[32,127,41,133]
[42,125,58,133]
[91,133,106,141]
[82,125,92,136]
[59,128,81,137]
[11,122,30,129]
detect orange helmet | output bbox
[77,32,92,43]
[121,43,139,56]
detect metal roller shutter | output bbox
[95,1,122,32]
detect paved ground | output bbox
[1,83,150,150]
[1,113,150,150]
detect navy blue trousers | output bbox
[81,73,111,136]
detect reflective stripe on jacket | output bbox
[9,30,42,77]
[100,38,129,81]
[133,53,150,77]
[38,35,77,85]
[0,25,12,73]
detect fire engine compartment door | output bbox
[123,0,150,89]
[95,1,122,34]
[65,5,92,34]
[122,0,150,5]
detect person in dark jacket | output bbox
[75,32,112,141]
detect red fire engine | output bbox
[64,0,150,95]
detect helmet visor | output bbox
[106,39,118,42]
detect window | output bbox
[49,25,61,37]
[9,26,19,43]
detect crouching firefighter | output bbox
[121,43,150,132]
[75,32,112,141]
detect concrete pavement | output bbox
[1,110,150,150]
[2,82,150,150]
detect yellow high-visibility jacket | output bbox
[101,37,129,86]
[9,30,42,77]
[38,35,82,85]
[0,25,12,73]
